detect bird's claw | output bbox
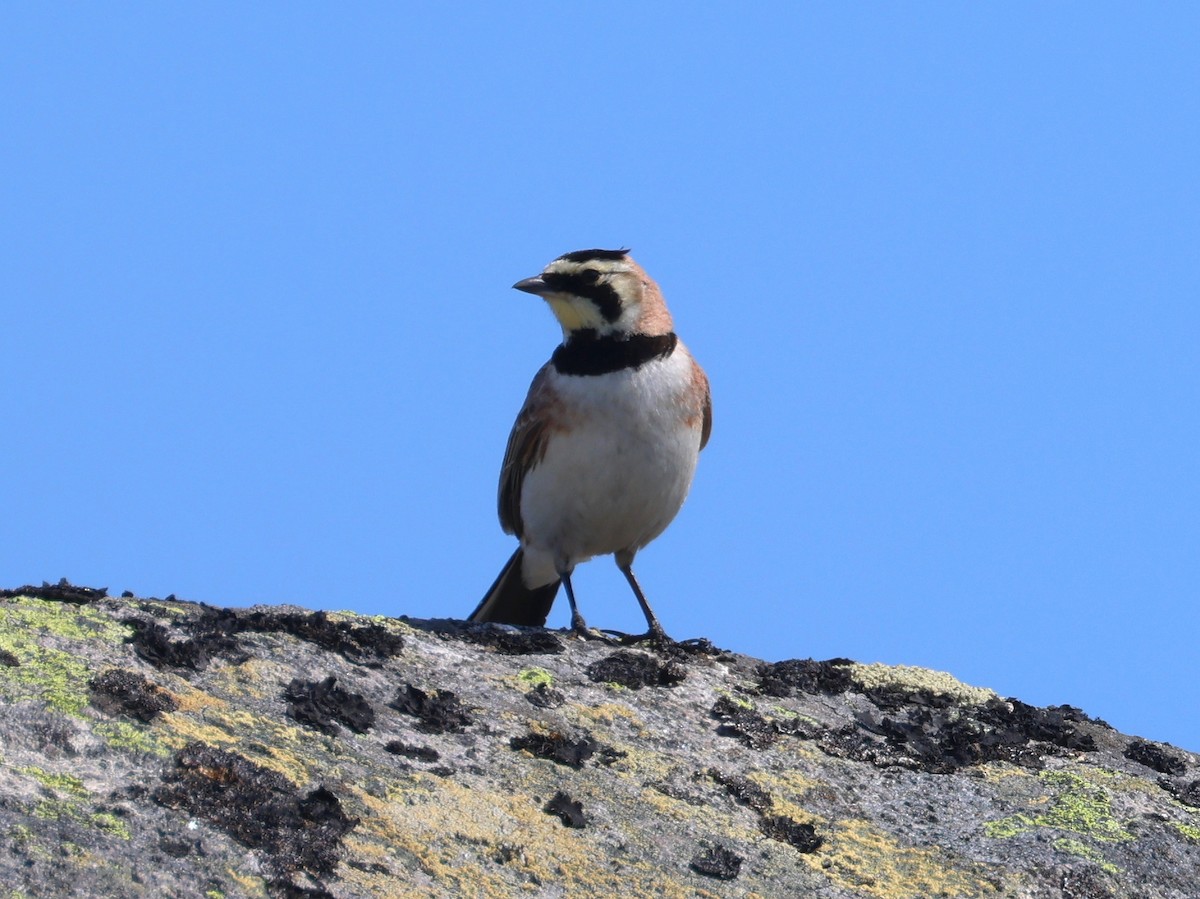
[602,626,675,649]
[569,615,618,644]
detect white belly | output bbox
[519,350,702,570]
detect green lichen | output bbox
[17,763,131,840]
[6,824,50,862]
[516,667,555,689]
[33,798,73,821]
[983,815,1033,839]
[1053,837,1119,874]
[90,812,131,840]
[0,597,128,642]
[19,766,88,797]
[95,720,172,757]
[1171,821,1200,843]
[986,769,1134,848]
[770,706,821,729]
[716,689,754,710]
[1037,771,1134,842]
[0,597,132,717]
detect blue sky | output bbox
[4,6,1198,752]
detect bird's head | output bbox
[513,248,673,340]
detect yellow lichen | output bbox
[848,662,998,707]
[210,657,293,702]
[710,766,999,896]
[810,818,1001,898]
[159,707,317,785]
[166,683,227,715]
[224,868,269,897]
[566,700,644,732]
[978,762,1035,785]
[347,776,718,898]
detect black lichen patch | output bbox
[586,650,686,689]
[284,676,375,736]
[650,780,707,808]
[463,628,565,656]
[757,667,1103,774]
[190,608,405,668]
[755,658,855,697]
[89,668,178,722]
[706,768,823,857]
[1058,866,1117,899]
[270,883,337,899]
[1125,739,1188,776]
[0,578,107,605]
[690,844,743,880]
[511,732,596,769]
[708,769,773,813]
[524,682,566,709]
[158,834,201,858]
[1007,702,1102,748]
[661,636,725,658]
[510,730,624,769]
[1183,781,1200,808]
[755,659,1104,774]
[239,609,404,666]
[0,648,19,667]
[712,695,778,750]
[760,815,823,853]
[492,844,525,865]
[837,697,1098,773]
[124,618,228,671]
[754,656,1107,774]
[384,741,439,763]
[125,607,405,673]
[391,684,472,734]
[153,742,357,881]
[1158,777,1200,808]
[543,790,587,828]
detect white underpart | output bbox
[519,346,702,587]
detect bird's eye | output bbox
[579,269,600,284]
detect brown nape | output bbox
[623,260,674,336]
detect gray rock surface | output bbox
[1,583,1198,898]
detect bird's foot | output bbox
[569,613,617,643]
[602,625,675,649]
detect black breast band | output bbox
[551,332,678,376]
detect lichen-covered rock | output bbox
[1,583,1198,897]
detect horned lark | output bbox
[468,248,712,641]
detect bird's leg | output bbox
[560,571,587,632]
[560,570,613,642]
[612,554,673,646]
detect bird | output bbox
[468,248,712,642]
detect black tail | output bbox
[468,548,560,627]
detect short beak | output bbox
[512,275,547,295]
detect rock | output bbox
[1,586,1198,897]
